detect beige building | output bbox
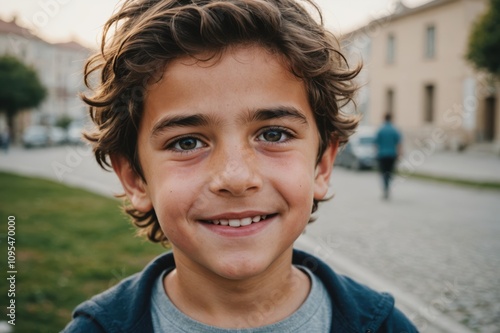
[0,17,90,138]
[344,0,499,151]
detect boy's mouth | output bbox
[201,214,276,228]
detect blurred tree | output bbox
[0,55,47,141]
[466,0,500,77]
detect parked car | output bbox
[67,121,85,145]
[22,126,50,148]
[335,126,377,170]
[48,126,67,145]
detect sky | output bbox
[0,0,431,48]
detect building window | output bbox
[425,25,436,58]
[424,84,435,123]
[386,88,395,116]
[387,34,395,64]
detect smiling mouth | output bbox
[201,214,276,228]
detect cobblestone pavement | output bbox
[305,167,500,332]
[1,147,499,332]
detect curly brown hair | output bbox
[82,0,361,245]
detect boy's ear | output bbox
[313,141,339,200]
[111,155,153,213]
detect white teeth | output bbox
[229,219,240,227]
[210,215,269,227]
[240,217,252,226]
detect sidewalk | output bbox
[295,236,474,333]
[397,148,500,184]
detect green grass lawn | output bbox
[0,172,165,332]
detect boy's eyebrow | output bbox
[150,114,211,138]
[246,107,309,125]
[150,106,309,138]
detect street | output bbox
[0,146,499,332]
[308,165,500,332]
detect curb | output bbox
[0,322,12,333]
[295,234,475,333]
[396,170,500,190]
[0,164,121,198]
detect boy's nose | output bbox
[208,145,263,197]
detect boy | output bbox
[63,0,418,332]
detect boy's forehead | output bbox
[152,45,302,92]
[155,44,296,82]
[141,45,315,129]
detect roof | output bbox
[53,40,90,52]
[390,0,459,21]
[0,17,41,41]
[1,17,90,53]
[342,0,461,37]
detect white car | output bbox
[67,122,85,145]
[48,127,67,145]
[22,126,49,148]
[335,126,377,170]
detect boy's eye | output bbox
[169,137,205,151]
[257,128,291,143]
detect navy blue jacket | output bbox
[62,249,418,332]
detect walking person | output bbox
[375,113,402,199]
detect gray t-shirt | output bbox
[151,266,332,332]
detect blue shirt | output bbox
[375,122,401,158]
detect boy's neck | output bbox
[163,247,311,329]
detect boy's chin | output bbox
[206,249,293,281]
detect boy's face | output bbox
[115,45,336,280]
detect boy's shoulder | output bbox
[61,253,174,333]
[292,249,418,333]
